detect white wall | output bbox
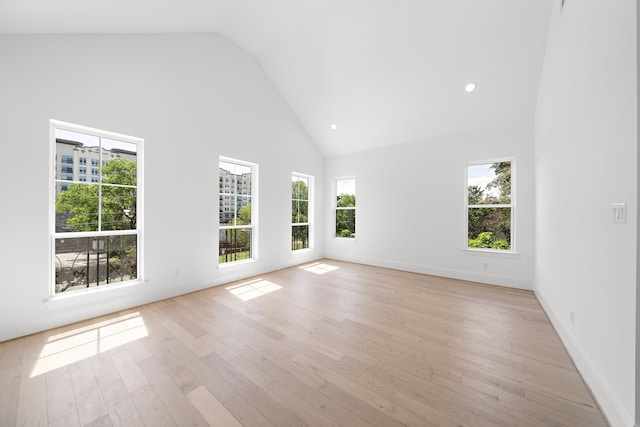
[534,1,637,426]
[324,118,535,289]
[0,34,325,342]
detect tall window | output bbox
[466,160,514,251]
[292,174,312,251]
[51,121,142,294]
[219,158,256,264]
[335,178,356,238]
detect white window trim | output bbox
[464,157,516,254]
[292,172,314,253]
[49,120,144,297]
[218,156,259,266]
[334,176,356,240]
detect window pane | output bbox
[292,225,309,250]
[468,207,511,250]
[298,201,308,222]
[101,186,137,230]
[336,179,356,207]
[237,197,251,225]
[220,195,234,225]
[219,228,251,263]
[102,138,137,167]
[291,200,299,223]
[467,162,511,205]
[292,176,309,200]
[55,183,99,232]
[336,209,356,238]
[102,155,137,187]
[55,235,137,293]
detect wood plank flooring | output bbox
[0,259,609,426]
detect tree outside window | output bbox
[292,175,311,250]
[219,159,255,264]
[53,124,140,294]
[335,178,356,238]
[466,161,513,251]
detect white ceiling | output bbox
[0,0,554,156]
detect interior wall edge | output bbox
[535,286,633,427]
[325,253,533,290]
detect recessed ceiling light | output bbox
[465,82,477,93]
[330,123,338,130]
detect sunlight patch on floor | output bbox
[31,312,148,377]
[299,262,339,275]
[226,278,282,301]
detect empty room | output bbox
[0,0,637,426]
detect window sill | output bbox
[463,248,520,257]
[45,279,144,304]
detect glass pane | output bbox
[292,176,309,200]
[220,195,234,225]
[237,197,251,225]
[237,175,251,196]
[55,129,100,182]
[101,141,137,186]
[298,201,308,223]
[291,200,299,223]
[336,178,356,207]
[336,209,356,238]
[55,235,137,293]
[292,177,300,199]
[467,162,511,205]
[55,182,99,232]
[292,225,309,250]
[101,144,137,186]
[219,228,251,264]
[468,207,511,250]
[105,234,138,284]
[101,186,137,230]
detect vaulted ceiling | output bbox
[0,0,554,156]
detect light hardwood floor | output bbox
[0,259,609,426]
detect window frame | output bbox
[291,172,314,252]
[334,176,356,239]
[464,157,515,253]
[218,156,258,266]
[49,120,144,296]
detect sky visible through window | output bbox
[337,178,355,196]
[56,129,137,154]
[468,164,500,199]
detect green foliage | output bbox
[487,162,511,203]
[56,158,137,232]
[336,206,355,238]
[468,232,510,250]
[56,184,99,231]
[237,204,251,225]
[292,179,308,200]
[467,185,484,205]
[337,193,356,208]
[291,181,310,249]
[467,161,512,251]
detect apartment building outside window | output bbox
[51,120,142,294]
[219,157,257,264]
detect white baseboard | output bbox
[326,254,533,290]
[0,254,321,342]
[535,288,634,427]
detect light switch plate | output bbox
[613,203,626,223]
